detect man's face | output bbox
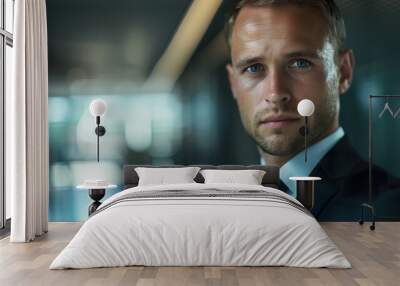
[227,5,353,157]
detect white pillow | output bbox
[135,167,200,186]
[200,169,266,185]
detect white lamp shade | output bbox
[297,99,315,117]
[89,99,107,117]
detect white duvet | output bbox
[50,183,351,269]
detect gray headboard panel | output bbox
[123,165,280,189]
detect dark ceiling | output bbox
[46,0,400,94]
[47,0,194,82]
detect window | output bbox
[0,0,14,231]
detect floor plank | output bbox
[0,222,399,286]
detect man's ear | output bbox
[338,49,355,94]
[226,63,238,100]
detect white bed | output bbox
[50,183,351,269]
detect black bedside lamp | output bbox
[89,99,107,162]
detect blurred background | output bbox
[47,0,400,221]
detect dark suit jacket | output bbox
[303,136,400,221]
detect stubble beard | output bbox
[251,97,338,157]
[253,123,304,156]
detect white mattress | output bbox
[50,183,351,269]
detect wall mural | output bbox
[47,0,400,221]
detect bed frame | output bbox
[123,165,280,189]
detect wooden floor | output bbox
[0,222,399,286]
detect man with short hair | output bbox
[226,0,395,220]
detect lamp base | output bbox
[296,180,315,210]
[88,189,105,216]
[95,126,106,136]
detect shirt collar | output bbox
[261,127,345,196]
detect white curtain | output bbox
[9,0,49,242]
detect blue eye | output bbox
[290,59,312,69]
[244,63,264,74]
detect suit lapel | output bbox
[309,136,363,217]
[312,136,361,180]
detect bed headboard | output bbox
[123,165,280,189]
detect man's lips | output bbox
[259,116,301,128]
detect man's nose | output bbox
[263,68,291,105]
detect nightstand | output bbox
[77,184,117,215]
[289,177,321,210]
